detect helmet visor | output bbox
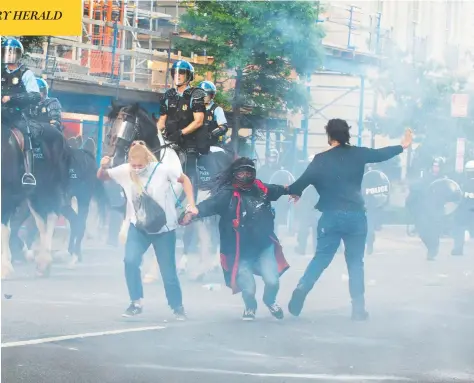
[2,46,20,64]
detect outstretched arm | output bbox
[264,184,290,201]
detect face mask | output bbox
[133,165,148,175]
[233,170,256,189]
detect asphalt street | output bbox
[2,226,474,383]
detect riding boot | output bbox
[22,135,37,186]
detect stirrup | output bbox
[22,173,37,186]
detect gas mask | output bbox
[233,166,256,189]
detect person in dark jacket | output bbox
[286,119,412,321]
[181,157,293,321]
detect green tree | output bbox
[178,1,325,150]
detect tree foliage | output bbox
[1,36,46,54]
[177,1,325,116]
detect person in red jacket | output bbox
[181,157,296,321]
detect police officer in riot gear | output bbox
[198,80,228,147]
[157,60,206,195]
[362,165,390,254]
[451,160,474,255]
[1,38,41,186]
[406,156,462,260]
[32,78,63,132]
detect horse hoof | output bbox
[1,263,14,280]
[36,264,52,278]
[67,255,78,269]
[25,250,35,262]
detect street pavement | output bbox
[2,226,474,383]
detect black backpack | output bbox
[133,163,167,234]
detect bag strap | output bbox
[170,183,183,209]
[144,163,160,191]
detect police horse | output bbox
[8,146,108,267]
[105,101,233,281]
[1,112,71,278]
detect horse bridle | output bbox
[113,110,176,162]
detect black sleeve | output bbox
[288,162,315,196]
[159,97,168,116]
[10,91,41,107]
[360,145,403,164]
[264,184,289,201]
[191,88,206,113]
[196,189,229,218]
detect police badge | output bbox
[182,104,188,111]
[12,77,19,85]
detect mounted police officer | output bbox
[31,78,63,132]
[1,38,41,186]
[197,80,228,147]
[157,60,206,194]
[362,165,390,254]
[451,160,474,255]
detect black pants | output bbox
[414,213,442,258]
[297,211,367,305]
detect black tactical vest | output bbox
[1,65,27,96]
[205,103,219,145]
[164,87,209,154]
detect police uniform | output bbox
[1,64,41,185]
[160,87,207,153]
[204,102,228,147]
[160,86,207,198]
[362,168,390,254]
[32,97,63,131]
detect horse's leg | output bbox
[1,224,14,279]
[9,203,32,263]
[28,202,56,277]
[73,195,91,263]
[61,204,80,268]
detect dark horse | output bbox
[9,147,108,265]
[1,112,72,278]
[104,102,233,255]
[106,101,233,190]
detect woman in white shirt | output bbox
[97,140,197,320]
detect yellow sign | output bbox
[0,0,82,36]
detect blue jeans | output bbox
[124,224,182,310]
[297,211,367,304]
[237,244,279,310]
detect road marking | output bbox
[126,365,413,381]
[1,326,166,348]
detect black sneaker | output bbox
[288,288,307,317]
[267,303,284,320]
[242,308,256,321]
[173,306,187,321]
[122,303,142,317]
[351,308,369,321]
